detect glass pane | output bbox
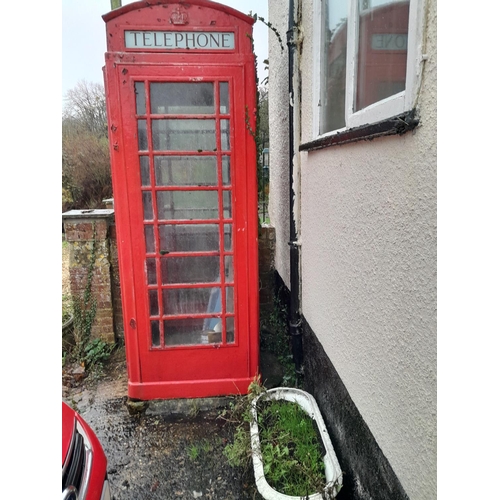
[162,287,221,315]
[135,82,146,115]
[320,0,348,133]
[150,82,214,114]
[223,191,232,219]
[149,290,159,316]
[154,156,217,186]
[356,0,409,111]
[146,258,157,285]
[220,120,230,151]
[159,224,219,253]
[141,191,153,220]
[140,156,150,186]
[138,119,149,150]
[151,320,161,347]
[142,191,153,220]
[224,224,232,251]
[164,318,221,346]
[145,225,155,253]
[225,256,234,282]
[152,119,216,151]
[157,191,218,220]
[226,287,234,313]
[222,156,231,185]
[202,318,222,344]
[161,256,220,284]
[226,316,235,344]
[219,82,229,113]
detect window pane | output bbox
[151,320,161,347]
[152,119,216,151]
[223,191,232,219]
[140,156,150,186]
[220,119,230,151]
[164,318,220,346]
[150,82,214,114]
[222,156,231,185]
[226,287,234,313]
[157,191,219,220]
[149,290,159,316]
[226,317,235,344]
[146,258,157,285]
[161,256,220,284]
[143,191,153,220]
[159,224,220,253]
[224,224,232,251]
[225,256,234,282]
[154,156,217,186]
[135,82,146,115]
[138,119,149,150]
[219,82,229,113]
[162,287,221,315]
[145,225,155,253]
[356,0,409,111]
[320,0,348,134]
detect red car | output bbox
[62,402,111,500]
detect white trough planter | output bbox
[250,387,343,500]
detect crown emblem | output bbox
[170,6,189,25]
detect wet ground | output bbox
[62,348,275,500]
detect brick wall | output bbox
[109,223,124,342]
[63,210,119,345]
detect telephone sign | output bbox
[103,0,259,400]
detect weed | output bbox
[84,338,113,370]
[260,288,299,388]
[188,400,200,418]
[62,293,73,325]
[201,440,212,454]
[222,377,265,469]
[257,399,326,496]
[188,444,200,461]
[72,222,98,363]
[188,439,214,462]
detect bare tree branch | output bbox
[63,80,108,138]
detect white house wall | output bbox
[268,0,437,499]
[268,2,291,290]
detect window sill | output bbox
[299,109,419,152]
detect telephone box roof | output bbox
[102,0,255,25]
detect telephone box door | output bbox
[107,60,258,399]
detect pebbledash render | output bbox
[267,0,437,499]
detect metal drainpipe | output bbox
[287,0,303,378]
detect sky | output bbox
[62,0,269,104]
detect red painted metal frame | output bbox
[103,0,259,400]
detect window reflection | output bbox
[356,0,409,111]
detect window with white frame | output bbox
[314,0,423,137]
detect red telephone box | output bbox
[102,0,259,400]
